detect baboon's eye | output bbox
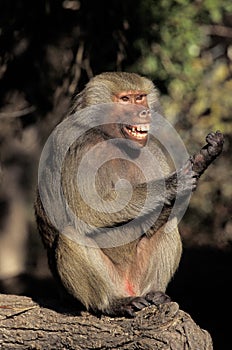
[135,94,146,102]
[120,95,130,102]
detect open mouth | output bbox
[123,124,150,140]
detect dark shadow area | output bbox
[0,273,57,299]
[167,246,232,350]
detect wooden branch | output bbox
[0,294,213,349]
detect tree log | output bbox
[0,294,213,349]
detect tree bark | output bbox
[0,294,213,350]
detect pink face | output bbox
[113,90,148,107]
[113,90,150,147]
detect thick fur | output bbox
[35,72,223,316]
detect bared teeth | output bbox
[125,124,150,139]
[127,124,149,132]
[136,125,149,132]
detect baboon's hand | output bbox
[165,160,197,205]
[176,160,197,194]
[192,130,224,176]
[206,131,224,157]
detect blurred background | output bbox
[0,0,231,348]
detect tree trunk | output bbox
[0,294,213,349]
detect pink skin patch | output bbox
[125,279,136,296]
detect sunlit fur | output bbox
[35,72,191,316]
[70,72,159,113]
